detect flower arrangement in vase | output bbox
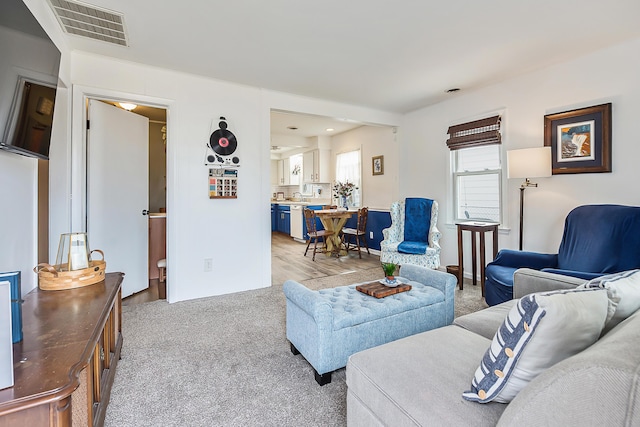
[333,181,358,209]
[381,262,398,285]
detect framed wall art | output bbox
[372,155,384,175]
[543,103,611,174]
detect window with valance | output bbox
[448,115,503,223]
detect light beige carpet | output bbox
[106,268,488,426]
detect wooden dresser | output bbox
[0,272,124,427]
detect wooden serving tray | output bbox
[356,281,412,298]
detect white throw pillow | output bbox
[463,287,608,403]
[578,269,640,332]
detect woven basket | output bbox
[35,249,106,291]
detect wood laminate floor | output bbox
[270,231,381,285]
[122,279,161,306]
[123,232,381,306]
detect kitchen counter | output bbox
[271,199,331,206]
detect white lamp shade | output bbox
[507,147,552,179]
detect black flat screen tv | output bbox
[0,0,61,160]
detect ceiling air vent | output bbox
[48,0,128,46]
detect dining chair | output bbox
[341,207,370,258]
[303,208,334,261]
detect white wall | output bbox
[67,53,401,302]
[0,151,37,284]
[401,37,640,271]
[331,125,399,210]
[0,0,70,295]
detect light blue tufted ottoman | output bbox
[283,264,456,385]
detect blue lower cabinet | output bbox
[277,205,291,234]
[283,211,290,235]
[271,204,277,232]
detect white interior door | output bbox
[87,100,149,297]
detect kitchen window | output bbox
[447,115,502,223]
[335,150,361,207]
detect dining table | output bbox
[314,208,359,257]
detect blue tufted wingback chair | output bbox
[380,198,441,269]
[485,204,640,306]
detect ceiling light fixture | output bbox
[118,102,137,111]
[326,128,334,132]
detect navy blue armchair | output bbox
[484,204,640,306]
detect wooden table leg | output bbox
[456,222,500,297]
[457,226,463,290]
[492,225,499,258]
[480,231,486,297]
[471,230,477,287]
[320,217,349,257]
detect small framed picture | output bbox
[372,155,384,176]
[544,103,612,174]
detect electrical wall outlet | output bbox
[204,258,213,272]
[369,231,374,239]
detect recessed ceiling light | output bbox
[446,88,461,93]
[287,126,298,130]
[326,128,334,132]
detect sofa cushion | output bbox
[397,240,427,254]
[454,300,516,340]
[498,307,640,426]
[578,269,640,333]
[463,287,609,403]
[347,325,507,426]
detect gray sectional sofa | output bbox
[346,268,640,426]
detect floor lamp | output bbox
[507,147,551,250]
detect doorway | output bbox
[87,99,167,298]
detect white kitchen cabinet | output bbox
[289,154,302,186]
[303,149,330,183]
[270,159,279,185]
[277,158,290,185]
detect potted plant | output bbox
[381,262,398,285]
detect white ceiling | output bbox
[37,0,640,153]
[269,111,365,154]
[47,0,640,114]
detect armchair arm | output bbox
[489,249,558,270]
[428,224,442,251]
[513,268,586,299]
[381,226,396,243]
[540,268,603,281]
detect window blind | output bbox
[446,115,501,151]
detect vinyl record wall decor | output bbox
[206,116,239,199]
[205,116,241,167]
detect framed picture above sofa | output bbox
[543,103,612,174]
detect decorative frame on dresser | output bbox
[0,272,124,427]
